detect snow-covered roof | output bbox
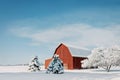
[63,43,91,57]
[68,47,91,57]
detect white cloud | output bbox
[10,24,120,49]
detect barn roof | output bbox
[68,46,91,57]
[63,43,91,57]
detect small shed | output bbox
[45,43,90,69]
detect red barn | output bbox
[45,43,90,69]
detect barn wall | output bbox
[54,44,73,69]
[73,57,87,69]
[45,58,52,69]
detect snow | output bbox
[68,46,91,57]
[0,66,120,80]
[0,66,45,73]
[0,66,28,73]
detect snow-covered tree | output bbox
[46,54,64,74]
[82,45,120,72]
[28,56,41,72]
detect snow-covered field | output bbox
[0,66,120,80]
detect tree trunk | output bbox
[106,65,111,72]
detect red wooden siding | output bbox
[45,58,52,69]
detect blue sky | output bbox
[0,0,120,65]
